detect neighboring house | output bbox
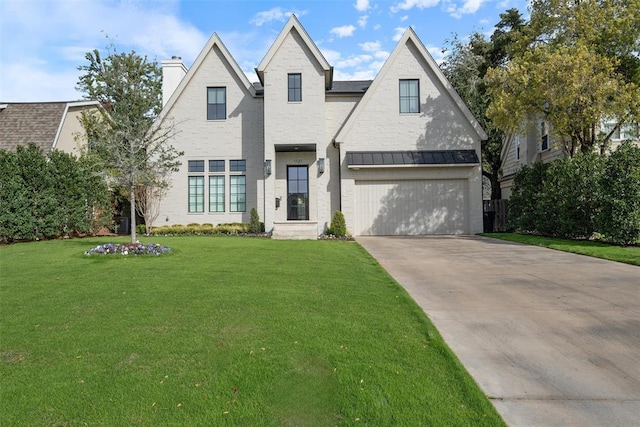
[0,101,100,156]
[500,119,639,199]
[156,16,487,238]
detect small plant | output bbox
[84,242,172,256]
[249,208,264,233]
[328,210,347,237]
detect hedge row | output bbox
[144,222,267,236]
[0,145,110,243]
[508,142,640,245]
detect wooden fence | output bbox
[483,199,508,232]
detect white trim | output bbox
[51,103,70,150]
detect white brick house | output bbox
[155,16,487,238]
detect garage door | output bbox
[354,179,468,235]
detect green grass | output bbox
[482,233,640,266]
[1,237,503,426]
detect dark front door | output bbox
[287,165,309,220]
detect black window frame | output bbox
[188,176,205,213]
[207,87,226,120]
[188,160,205,173]
[229,175,246,212]
[399,79,420,114]
[209,160,225,173]
[229,159,246,172]
[288,73,302,102]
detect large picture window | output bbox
[230,175,246,212]
[188,176,204,213]
[399,79,419,113]
[288,73,302,102]
[209,176,225,212]
[207,87,226,120]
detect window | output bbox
[230,175,246,212]
[399,79,419,113]
[207,87,226,120]
[541,122,550,151]
[287,166,309,220]
[188,160,204,172]
[209,176,225,212]
[515,136,521,160]
[288,73,302,102]
[230,159,246,172]
[209,160,225,172]
[188,176,204,213]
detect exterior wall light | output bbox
[318,158,325,174]
[264,159,272,176]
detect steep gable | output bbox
[334,27,487,148]
[256,15,332,90]
[158,32,257,122]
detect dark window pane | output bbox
[188,160,204,172]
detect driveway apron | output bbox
[357,236,640,427]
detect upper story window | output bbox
[230,159,246,172]
[188,160,205,173]
[540,121,550,151]
[209,160,225,172]
[207,87,226,120]
[515,136,521,160]
[288,73,302,102]
[399,79,420,114]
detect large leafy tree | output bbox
[77,42,182,242]
[441,9,525,199]
[485,0,640,155]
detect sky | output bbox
[0,0,530,102]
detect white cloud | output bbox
[391,0,440,13]
[354,0,370,12]
[250,7,307,26]
[373,24,382,30]
[358,15,369,28]
[320,48,342,65]
[375,51,390,60]
[445,0,489,18]
[336,54,372,68]
[330,25,356,38]
[427,45,446,64]
[400,15,409,21]
[333,69,377,81]
[359,41,381,52]
[392,27,407,42]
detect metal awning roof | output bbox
[346,150,479,167]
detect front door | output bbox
[287,165,309,220]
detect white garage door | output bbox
[354,179,468,235]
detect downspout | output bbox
[333,139,342,212]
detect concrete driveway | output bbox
[357,236,640,427]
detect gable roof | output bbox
[158,32,256,123]
[0,101,99,153]
[256,15,333,90]
[334,27,487,144]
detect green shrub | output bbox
[249,208,264,233]
[327,211,347,236]
[537,154,604,238]
[0,145,109,242]
[506,161,547,233]
[598,142,640,245]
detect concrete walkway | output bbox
[357,236,640,427]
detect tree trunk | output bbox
[130,185,137,243]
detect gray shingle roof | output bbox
[0,102,67,153]
[250,80,372,96]
[346,150,480,166]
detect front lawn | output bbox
[482,233,640,266]
[0,237,503,426]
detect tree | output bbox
[76,41,182,243]
[485,0,640,155]
[441,9,525,199]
